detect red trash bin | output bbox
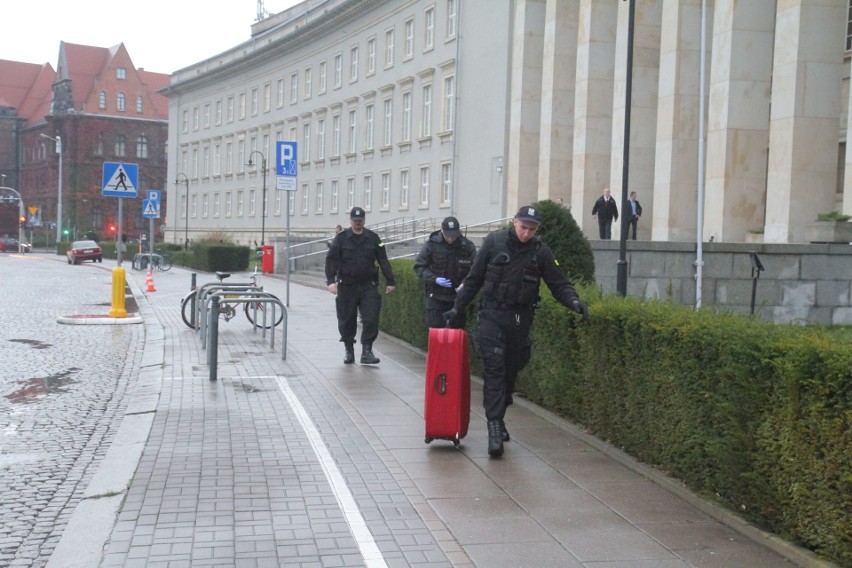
[261,244,274,273]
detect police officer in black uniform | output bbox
[326,207,396,365]
[413,216,476,329]
[443,205,588,457]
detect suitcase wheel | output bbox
[425,436,433,444]
[453,437,461,448]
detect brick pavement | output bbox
[4,254,834,568]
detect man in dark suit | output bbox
[627,191,642,240]
[591,186,619,239]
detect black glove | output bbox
[442,308,458,325]
[571,300,589,322]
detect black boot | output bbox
[487,420,504,457]
[360,343,380,365]
[501,420,510,442]
[343,343,355,364]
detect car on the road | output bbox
[66,240,102,264]
[0,237,32,253]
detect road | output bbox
[0,252,141,568]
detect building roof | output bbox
[0,59,55,125]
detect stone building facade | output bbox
[163,0,852,247]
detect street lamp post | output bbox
[247,151,268,246]
[175,173,190,250]
[40,133,62,243]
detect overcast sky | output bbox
[1,0,300,74]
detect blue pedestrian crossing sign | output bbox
[102,162,139,197]
[142,199,160,218]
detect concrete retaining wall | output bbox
[590,241,852,326]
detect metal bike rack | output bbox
[200,289,284,347]
[206,292,289,381]
[195,282,263,337]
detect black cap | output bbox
[441,216,461,238]
[515,205,542,224]
[350,207,365,219]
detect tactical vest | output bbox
[481,230,542,308]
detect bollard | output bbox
[209,295,219,381]
[109,266,127,318]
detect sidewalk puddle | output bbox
[4,368,81,404]
[8,338,53,350]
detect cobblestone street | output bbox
[0,253,142,567]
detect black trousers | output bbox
[598,218,613,240]
[336,281,381,345]
[425,296,466,329]
[628,216,638,240]
[475,307,533,421]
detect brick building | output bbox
[0,42,169,242]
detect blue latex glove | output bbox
[435,277,453,288]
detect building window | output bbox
[96,133,104,156]
[402,91,412,142]
[288,191,296,216]
[348,109,357,154]
[191,195,197,218]
[225,192,232,217]
[404,18,414,60]
[136,135,148,158]
[238,139,245,173]
[424,7,435,50]
[274,189,282,215]
[117,92,126,112]
[363,174,373,211]
[304,67,312,99]
[317,118,326,159]
[332,114,341,156]
[213,143,221,176]
[225,142,233,174]
[383,98,393,146]
[264,82,272,112]
[319,61,327,94]
[303,123,311,162]
[385,29,395,67]
[301,183,309,213]
[315,180,324,212]
[182,109,188,132]
[421,84,432,137]
[215,100,223,124]
[204,104,210,127]
[193,107,199,129]
[116,67,126,79]
[251,88,258,115]
[441,162,452,204]
[227,96,234,122]
[237,191,244,217]
[847,1,852,50]
[192,148,199,177]
[400,169,409,208]
[350,46,359,82]
[365,104,375,150]
[381,172,391,209]
[213,193,220,217]
[442,75,455,132]
[249,190,256,216]
[334,53,343,88]
[203,146,210,177]
[367,38,376,75]
[239,93,246,119]
[115,135,126,157]
[277,79,285,107]
[347,176,355,210]
[446,0,457,39]
[331,179,339,212]
[136,96,143,113]
[290,73,298,103]
[420,166,430,205]
[202,194,209,217]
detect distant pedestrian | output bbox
[413,216,476,329]
[325,207,396,365]
[627,191,642,240]
[591,186,618,239]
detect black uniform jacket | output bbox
[325,228,396,286]
[413,230,476,303]
[454,227,580,311]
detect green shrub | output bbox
[531,199,595,283]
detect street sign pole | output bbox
[117,198,124,266]
[276,141,298,307]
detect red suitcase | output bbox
[424,327,471,447]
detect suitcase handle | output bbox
[434,373,447,395]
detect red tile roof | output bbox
[0,59,55,125]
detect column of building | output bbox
[702,0,773,243]
[764,0,845,243]
[571,0,618,234]
[609,0,661,241]
[536,0,579,205]
[506,0,546,214]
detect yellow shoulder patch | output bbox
[378,243,384,248]
[554,259,560,266]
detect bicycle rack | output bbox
[194,281,263,336]
[206,292,288,381]
[132,252,167,270]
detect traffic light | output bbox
[108,224,117,234]
[19,215,27,228]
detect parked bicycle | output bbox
[133,252,172,271]
[180,270,283,329]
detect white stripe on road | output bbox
[275,376,388,568]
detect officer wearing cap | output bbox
[414,216,477,329]
[443,205,588,457]
[326,207,396,365]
